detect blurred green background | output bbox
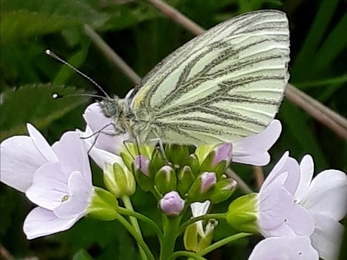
[1,0,346,259]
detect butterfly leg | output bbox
[81,122,127,153]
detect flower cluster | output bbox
[1,101,346,260]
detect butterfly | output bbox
[100,10,290,146]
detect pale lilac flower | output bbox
[232,119,282,166]
[190,201,211,238]
[23,131,93,239]
[160,191,185,216]
[1,124,58,192]
[248,236,319,260]
[294,155,347,260]
[257,152,315,237]
[82,102,128,170]
[1,126,93,239]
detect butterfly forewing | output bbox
[130,10,290,145]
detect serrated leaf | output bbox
[1,0,110,30]
[0,84,89,141]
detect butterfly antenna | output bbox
[52,92,106,99]
[46,49,110,98]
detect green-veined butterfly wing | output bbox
[130,10,290,145]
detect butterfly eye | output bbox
[100,99,118,118]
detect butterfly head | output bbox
[99,96,119,118]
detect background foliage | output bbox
[1,0,346,259]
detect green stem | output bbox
[121,195,148,260]
[160,216,181,260]
[118,207,163,240]
[198,232,252,257]
[167,251,206,260]
[116,214,155,260]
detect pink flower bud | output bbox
[213,143,232,165]
[160,191,185,216]
[200,172,217,193]
[134,155,150,176]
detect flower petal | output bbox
[261,152,300,196]
[259,173,314,237]
[295,155,314,203]
[232,120,281,166]
[191,201,211,238]
[248,236,319,260]
[27,124,58,163]
[310,214,344,260]
[52,132,91,184]
[301,169,347,221]
[23,207,80,239]
[54,171,91,218]
[82,103,127,155]
[1,136,49,192]
[26,162,68,210]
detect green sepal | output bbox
[149,148,167,175]
[86,187,118,221]
[104,162,135,198]
[183,154,200,176]
[199,150,228,178]
[120,151,134,172]
[210,178,237,204]
[134,166,153,192]
[195,145,214,164]
[187,174,215,202]
[177,166,195,197]
[183,223,198,252]
[165,144,189,167]
[226,193,258,233]
[154,165,177,195]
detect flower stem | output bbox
[121,195,148,260]
[160,216,181,260]
[167,251,206,260]
[198,232,252,257]
[117,207,163,240]
[116,214,155,260]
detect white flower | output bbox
[257,152,315,237]
[248,236,319,260]
[251,153,347,260]
[1,125,93,239]
[294,155,347,260]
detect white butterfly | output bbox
[100,10,290,146]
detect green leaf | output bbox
[0,11,79,44]
[73,249,94,260]
[291,0,340,82]
[1,0,110,29]
[311,12,347,75]
[0,84,89,141]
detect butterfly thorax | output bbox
[99,96,133,135]
[99,96,156,143]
